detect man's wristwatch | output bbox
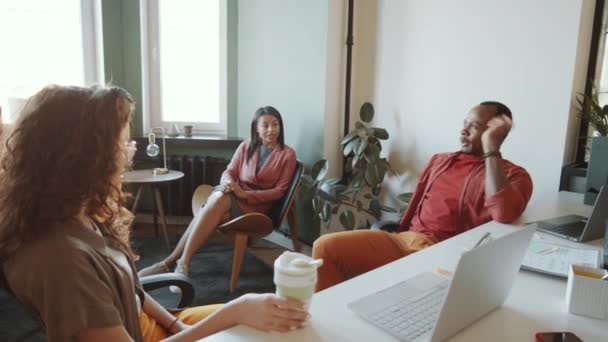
[482,151,502,159]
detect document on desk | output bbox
[521,239,600,277]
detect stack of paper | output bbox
[521,239,600,277]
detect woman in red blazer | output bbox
[139,106,296,278]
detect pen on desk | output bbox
[435,268,453,278]
[537,247,558,255]
[472,232,491,249]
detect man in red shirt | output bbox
[312,101,533,291]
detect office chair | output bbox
[140,273,194,309]
[191,160,304,292]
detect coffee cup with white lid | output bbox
[274,251,323,311]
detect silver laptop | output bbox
[535,185,608,242]
[348,226,535,342]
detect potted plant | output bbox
[576,88,608,205]
[299,102,411,230]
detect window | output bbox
[0,0,104,124]
[141,0,227,135]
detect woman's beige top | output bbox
[2,219,145,341]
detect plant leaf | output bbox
[339,210,355,230]
[333,184,347,193]
[318,182,339,203]
[377,160,388,183]
[355,121,365,129]
[343,138,356,156]
[357,138,369,156]
[341,130,358,145]
[312,196,321,213]
[360,102,374,123]
[345,139,361,157]
[371,128,389,140]
[352,153,360,169]
[368,199,381,219]
[365,162,381,187]
[311,159,329,181]
[397,192,413,203]
[381,205,398,213]
[326,177,340,185]
[322,203,332,223]
[364,143,381,163]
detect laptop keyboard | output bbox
[545,221,585,238]
[367,282,448,341]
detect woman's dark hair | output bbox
[0,85,136,261]
[246,106,285,162]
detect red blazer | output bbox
[221,140,297,215]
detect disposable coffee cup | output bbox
[274,251,323,310]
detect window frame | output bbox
[140,0,228,135]
[81,0,105,86]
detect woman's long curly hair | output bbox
[0,85,136,261]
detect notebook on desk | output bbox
[534,185,608,242]
[521,237,600,277]
[348,226,535,342]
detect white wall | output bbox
[348,0,595,210]
[237,0,328,168]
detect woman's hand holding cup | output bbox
[229,293,308,333]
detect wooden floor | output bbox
[131,222,297,268]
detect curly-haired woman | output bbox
[0,85,307,342]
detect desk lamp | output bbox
[147,127,169,175]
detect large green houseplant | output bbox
[576,88,608,136]
[576,87,608,205]
[299,103,411,230]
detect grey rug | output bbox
[134,237,276,308]
[0,237,275,341]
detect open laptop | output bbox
[348,226,535,342]
[535,185,608,242]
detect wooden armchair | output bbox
[191,160,304,292]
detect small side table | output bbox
[122,169,184,251]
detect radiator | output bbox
[161,155,230,216]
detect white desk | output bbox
[204,192,607,341]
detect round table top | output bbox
[121,169,184,184]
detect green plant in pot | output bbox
[576,87,608,205]
[299,102,412,230]
[576,88,608,136]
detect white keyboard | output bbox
[366,282,448,341]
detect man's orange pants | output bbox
[312,230,436,291]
